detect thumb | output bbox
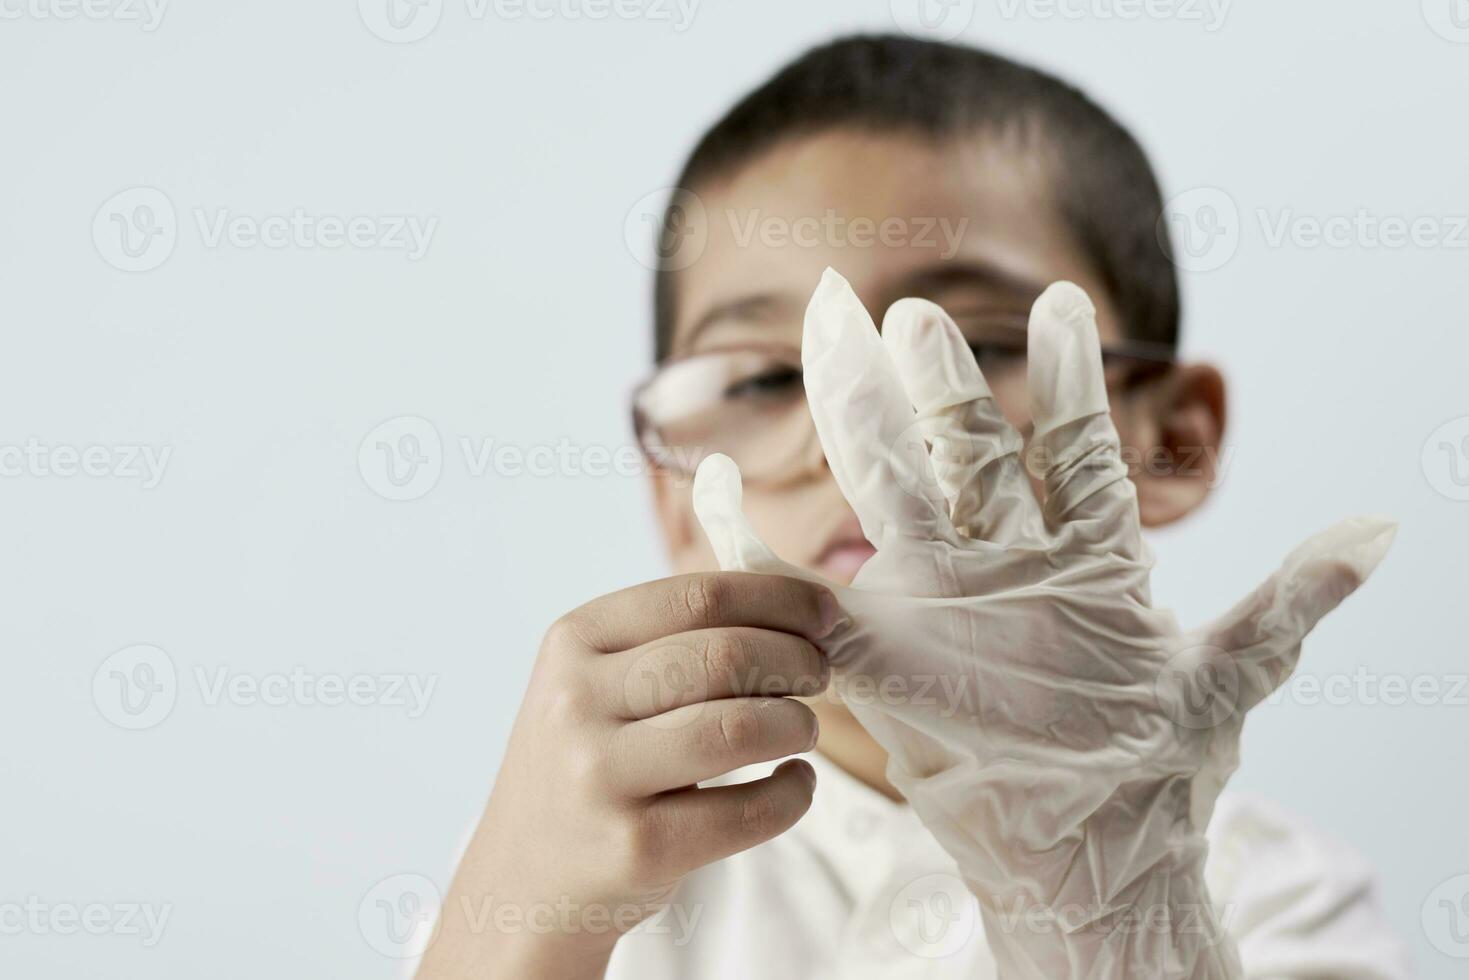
[1203,516,1398,711]
[691,454,788,575]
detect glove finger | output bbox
[691,453,792,576]
[881,296,1045,547]
[693,454,862,665]
[803,268,954,549]
[1203,516,1398,712]
[1027,281,1142,558]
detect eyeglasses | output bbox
[631,317,1175,484]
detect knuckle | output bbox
[534,651,602,724]
[738,788,782,840]
[683,575,728,628]
[542,682,589,727]
[543,613,588,653]
[699,632,747,689]
[564,740,608,792]
[712,703,762,758]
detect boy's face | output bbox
[652,127,1225,588]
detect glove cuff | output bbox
[970,853,1241,980]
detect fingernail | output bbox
[784,758,817,787]
[806,271,848,346]
[815,590,841,638]
[1035,281,1096,326]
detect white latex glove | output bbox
[691,269,1397,980]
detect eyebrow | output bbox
[892,260,1047,305]
[679,293,793,353]
[674,259,1050,354]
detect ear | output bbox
[1118,363,1228,528]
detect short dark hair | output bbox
[653,33,1179,360]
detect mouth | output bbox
[814,519,876,583]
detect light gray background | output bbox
[1,1,1466,976]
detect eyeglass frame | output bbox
[630,316,1177,481]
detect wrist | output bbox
[972,851,1239,980]
[483,927,620,980]
[418,890,623,980]
[419,840,629,980]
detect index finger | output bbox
[802,268,955,548]
[559,572,839,653]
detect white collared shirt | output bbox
[606,753,1410,979]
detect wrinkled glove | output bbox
[691,269,1396,980]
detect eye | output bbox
[724,365,803,402]
[968,342,1026,372]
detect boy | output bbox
[420,35,1406,979]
